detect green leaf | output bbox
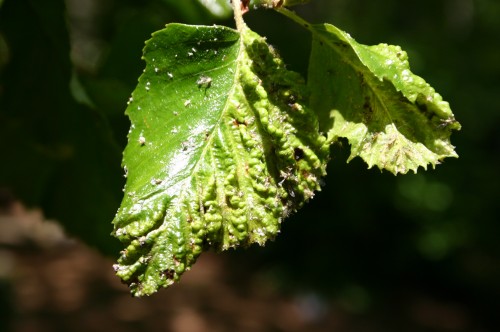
[112,23,328,296]
[307,23,460,174]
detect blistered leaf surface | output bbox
[112,24,328,296]
[308,23,460,174]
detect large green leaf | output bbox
[112,23,329,296]
[307,23,460,174]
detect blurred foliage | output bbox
[1,0,499,330]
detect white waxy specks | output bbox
[197,75,212,88]
[167,72,173,79]
[138,106,141,111]
[139,135,146,145]
[115,228,127,236]
[127,96,133,105]
[385,59,394,66]
[146,81,151,91]
[188,51,194,56]
[155,67,159,73]
[192,47,197,53]
[151,178,163,185]
[184,99,191,107]
[401,69,413,82]
[255,228,265,237]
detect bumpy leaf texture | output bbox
[308,23,460,174]
[112,23,329,296]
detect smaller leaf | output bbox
[308,23,460,174]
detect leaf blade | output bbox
[308,23,460,174]
[113,24,329,296]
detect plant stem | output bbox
[233,0,246,32]
[276,7,313,32]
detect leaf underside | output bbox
[112,24,328,296]
[308,23,460,175]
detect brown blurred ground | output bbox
[0,199,480,332]
[0,199,344,332]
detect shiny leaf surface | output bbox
[112,23,328,296]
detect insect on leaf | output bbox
[112,23,329,296]
[307,23,460,174]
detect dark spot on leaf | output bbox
[416,101,428,112]
[294,148,304,161]
[161,269,175,280]
[233,118,246,127]
[363,97,373,122]
[358,72,365,86]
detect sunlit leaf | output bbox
[112,23,328,296]
[308,23,460,174]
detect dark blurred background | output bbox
[1,0,499,331]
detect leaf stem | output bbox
[233,0,246,32]
[275,7,313,32]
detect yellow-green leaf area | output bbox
[308,23,460,174]
[112,23,328,296]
